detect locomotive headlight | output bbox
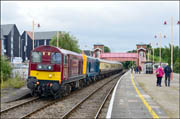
[48,65,52,70]
[37,65,42,69]
[49,74,52,78]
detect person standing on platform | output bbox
[135,66,138,74]
[155,65,164,87]
[138,66,142,74]
[164,64,172,87]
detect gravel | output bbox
[30,73,121,118]
[1,98,51,118]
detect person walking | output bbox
[138,65,142,74]
[164,64,172,87]
[155,65,164,87]
[136,66,138,74]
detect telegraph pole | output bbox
[153,42,154,63]
[170,16,173,72]
[57,31,59,47]
[159,33,162,63]
[32,20,35,50]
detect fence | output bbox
[11,63,28,80]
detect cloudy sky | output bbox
[1,1,179,52]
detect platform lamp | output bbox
[154,33,166,64]
[32,20,40,50]
[153,35,157,64]
[154,33,162,63]
[163,18,180,73]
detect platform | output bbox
[1,86,31,103]
[106,71,169,118]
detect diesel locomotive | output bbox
[27,45,123,98]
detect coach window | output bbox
[31,52,42,63]
[64,55,67,64]
[51,53,62,64]
[89,62,91,72]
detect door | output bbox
[63,55,68,80]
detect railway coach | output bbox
[99,59,123,77]
[27,45,123,99]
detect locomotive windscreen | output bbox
[31,52,42,63]
[51,53,62,64]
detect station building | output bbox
[1,24,21,62]
[21,31,58,61]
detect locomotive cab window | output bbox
[51,53,62,64]
[31,52,42,63]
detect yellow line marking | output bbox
[130,73,159,119]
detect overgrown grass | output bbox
[1,76,25,89]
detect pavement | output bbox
[107,70,169,118]
[1,86,31,103]
[135,72,179,118]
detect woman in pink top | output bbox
[155,65,164,87]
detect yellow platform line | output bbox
[130,73,159,119]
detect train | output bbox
[27,45,123,98]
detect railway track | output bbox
[29,72,124,118]
[0,97,54,119]
[60,72,123,118]
[0,97,39,114]
[94,79,117,118]
[1,71,125,119]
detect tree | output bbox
[174,58,180,73]
[128,50,137,53]
[50,31,81,53]
[104,46,111,53]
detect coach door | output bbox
[63,55,68,80]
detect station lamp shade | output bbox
[177,20,180,25]
[164,21,167,25]
[164,35,166,38]
[37,24,40,28]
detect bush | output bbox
[1,75,25,89]
[174,58,180,73]
[1,56,12,81]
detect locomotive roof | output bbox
[58,48,82,56]
[32,45,82,57]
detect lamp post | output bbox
[32,20,34,50]
[153,35,157,64]
[154,34,166,64]
[163,18,180,72]
[159,33,162,63]
[57,31,59,47]
[32,20,40,50]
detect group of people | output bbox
[134,65,142,74]
[155,64,172,87]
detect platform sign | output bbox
[12,57,22,63]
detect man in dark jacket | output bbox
[164,64,172,87]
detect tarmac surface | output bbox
[107,71,172,118]
[1,86,31,103]
[135,72,179,118]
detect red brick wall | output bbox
[94,45,104,53]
